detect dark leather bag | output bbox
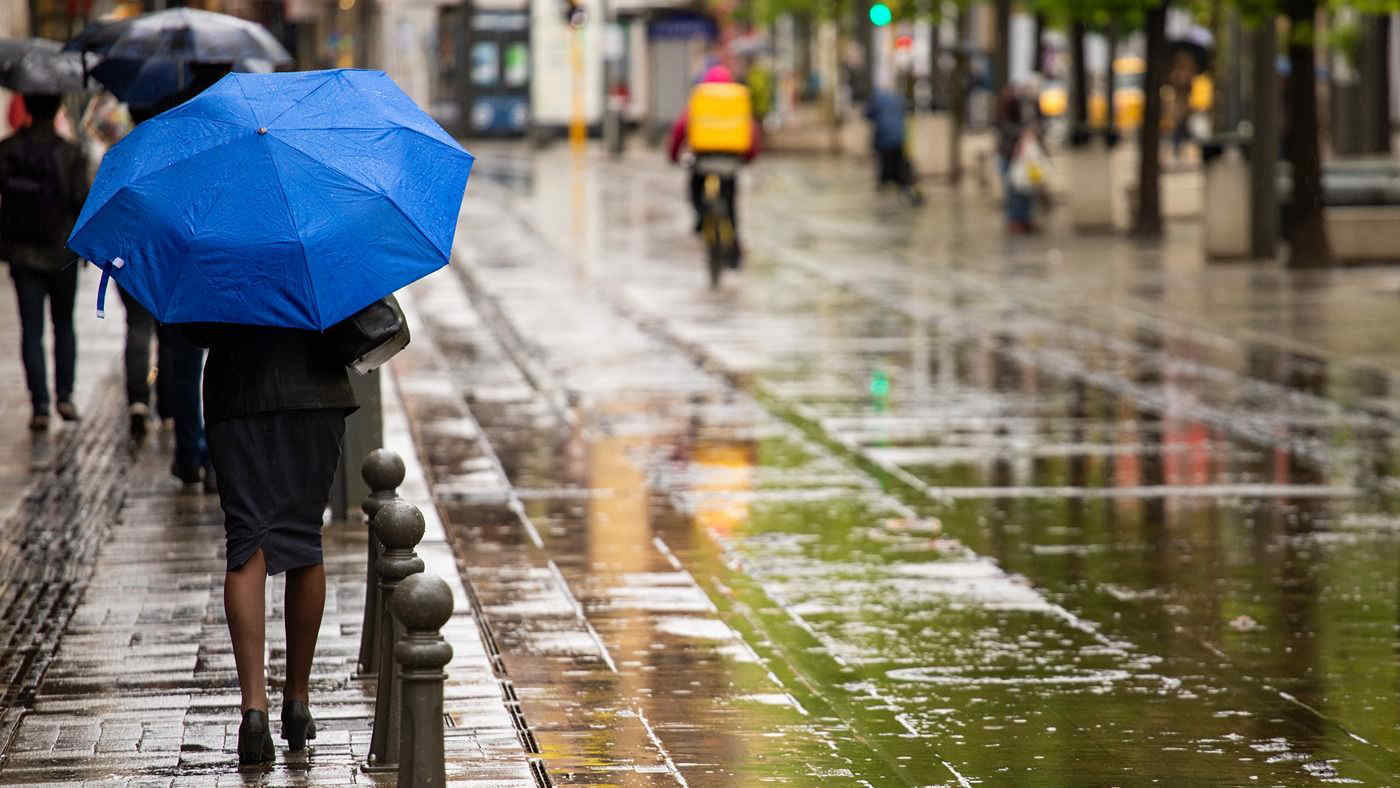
[325,294,410,374]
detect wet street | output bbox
[7,143,1400,786]
[408,145,1400,785]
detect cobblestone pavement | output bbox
[0,298,536,784]
[0,270,124,527]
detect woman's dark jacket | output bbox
[185,324,357,426]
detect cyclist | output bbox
[667,65,759,248]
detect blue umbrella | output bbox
[68,69,474,330]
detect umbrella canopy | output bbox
[68,69,474,330]
[64,9,290,64]
[0,37,90,94]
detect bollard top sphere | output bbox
[372,499,426,550]
[361,448,406,493]
[392,572,455,632]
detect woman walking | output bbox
[188,324,357,765]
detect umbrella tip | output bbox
[257,127,268,135]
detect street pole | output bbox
[1249,19,1278,259]
[601,0,622,156]
[569,18,586,153]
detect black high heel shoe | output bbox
[238,708,275,766]
[281,699,316,752]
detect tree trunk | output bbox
[1070,20,1088,127]
[994,0,1011,95]
[1219,9,1243,133]
[1283,1,1330,265]
[949,8,969,184]
[1032,13,1046,75]
[1105,25,1118,128]
[1250,19,1278,259]
[1135,4,1167,237]
[1362,16,1392,154]
[928,7,942,110]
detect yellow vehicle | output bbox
[1039,56,1212,132]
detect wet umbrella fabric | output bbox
[0,37,89,94]
[65,10,289,106]
[64,9,290,64]
[67,69,474,331]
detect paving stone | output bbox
[0,341,534,785]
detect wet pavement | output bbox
[412,144,1400,785]
[0,353,535,784]
[8,144,1400,786]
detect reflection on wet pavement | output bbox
[415,147,1400,784]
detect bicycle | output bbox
[693,154,742,288]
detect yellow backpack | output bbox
[687,82,754,154]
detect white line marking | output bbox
[634,706,689,787]
[547,560,617,673]
[941,758,974,788]
[651,536,684,571]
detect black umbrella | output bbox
[0,37,90,94]
[89,54,275,107]
[64,9,289,64]
[64,10,289,108]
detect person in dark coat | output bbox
[864,89,923,204]
[185,323,357,765]
[122,62,233,484]
[0,93,90,431]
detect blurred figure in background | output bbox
[121,61,232,489]
[0,94,90,431]
[996,84,1038,233]
[865,88,923,205]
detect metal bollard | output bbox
[365,499,425,770]
[357,449,405,677]
[392,573,454,788]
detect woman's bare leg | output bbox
[283,563,325,704]
[225,548,269,712]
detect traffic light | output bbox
[868,2,892,26]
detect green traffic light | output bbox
[869,2,892,26]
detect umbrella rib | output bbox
[233,73,264,128]
[259,135,321,329]
[263,73,341,130]
[116,129,248,199]
[272,125,466,159]
[265,134,450,260]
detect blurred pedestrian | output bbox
[185,322,357,765]
[0,93,89,431]
[124,62,232,484]
[996,85,1038,234]
[865,89,924,205]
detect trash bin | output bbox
[1067,126,1117,231]
[1200,134,1251,259]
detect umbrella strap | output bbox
[95,257,124,319]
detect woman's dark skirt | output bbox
[207,409,346,575]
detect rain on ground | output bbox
[376,147,1400,786]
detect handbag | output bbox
[325,294,410,374]
[1008,131,1046,192]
